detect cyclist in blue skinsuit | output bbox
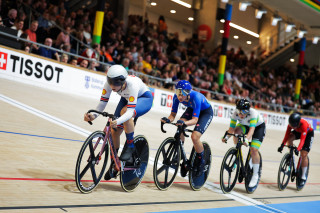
[161,80,213,177]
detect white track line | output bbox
[0,94,285,212]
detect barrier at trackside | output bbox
[1,45,319,132]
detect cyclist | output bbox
[222,99,266,188]
[278,112,314,186]
[161,80,213,177]
[84,64,153,180]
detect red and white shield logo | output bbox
[0,52,8,70]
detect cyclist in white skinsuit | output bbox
[84,65,153,179]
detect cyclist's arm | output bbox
[281,125,292,145]
[297,123,308,151]
[246,127,255,141]
[92,86,112,119]
[185,116,198,126]
[168,112,176,122]
[116,91,138,125]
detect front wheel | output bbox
[296,156,309,191]
[220,147,239,193]
[75,131,109,193]
[153,137,181,190]
[189,142,212,191]
[245,151,262,194]
[277,153,292,191]
[120,135,149,192]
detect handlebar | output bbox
[222,131,246,145]
[161,122,193,137]
[87,110,116,125]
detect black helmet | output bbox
[289,112,301,128]
[236,99,250,114]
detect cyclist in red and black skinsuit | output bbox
[278,112,314,185]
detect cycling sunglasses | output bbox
[236,109,249,115]
[175,88,190,97]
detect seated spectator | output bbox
[70,58,78,66]
[142,54,152,75]
[61,54,69,63]
[55,26,71,48]
[3,9,17,28]
[79,59,89,68]
[0,16,4,27]
[83,23,92,44]
[78,43,100,64]
[38,38,60,61]
[25,20,39,51]
[100,45,115,65]
[11,19,24,37]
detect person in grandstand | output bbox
[222,99,266,188]
[161,80,213,177]
[84,64,153,180]
[278,112,314,186]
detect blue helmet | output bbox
[175,80,192,96]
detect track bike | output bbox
[277,145,309,191]
[75,110,149,193]
[220,132,262,194]
[153,122,212,191]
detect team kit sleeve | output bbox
[191,94,202,118]
[93,82,112,118]
[230,110,237,128]
[171,95,180,113]
[115,85,139,125]
[249,110,258,128]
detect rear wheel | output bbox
[296,156,309,191]
[75,131,109,193]
[120,135,149,192]
[277,153,292,191]
[153,137,181,190]
[189,142,212,191]
[220,148,239,193]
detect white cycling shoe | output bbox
[249,174,259,187]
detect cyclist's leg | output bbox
[112,97,127,149]
[249,123,265,187]
[300,130,313,180]
[192,107,213,176]
[120,91,153,161]
[234,124,247,145]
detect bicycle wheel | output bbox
[153,137,181,190]
[296,156,309,191]
[220,147,239,193]
[189,142,212,191]
[277,153,292,191]
[245,151,262,194]
[75,131,109,193]
[120,135,149,192]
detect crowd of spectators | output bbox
[0,0,319,116]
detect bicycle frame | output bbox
[161,122,193,169]
[235,137,252,178]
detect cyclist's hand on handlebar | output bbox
[176,120,187,128]
[243,137,249,147]
[277,144,284,153]
[222,131,229,143]
[161,117,170,123]
[84,113,95,122]
[109,118,117,128]
[294,148,299,156]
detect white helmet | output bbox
[107,65,128,86]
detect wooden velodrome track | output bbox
[0,77,320,213]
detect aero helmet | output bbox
[289,112,301,128]
[175,80,192,96]
[236,99,250,115]
[107,65,128,86]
